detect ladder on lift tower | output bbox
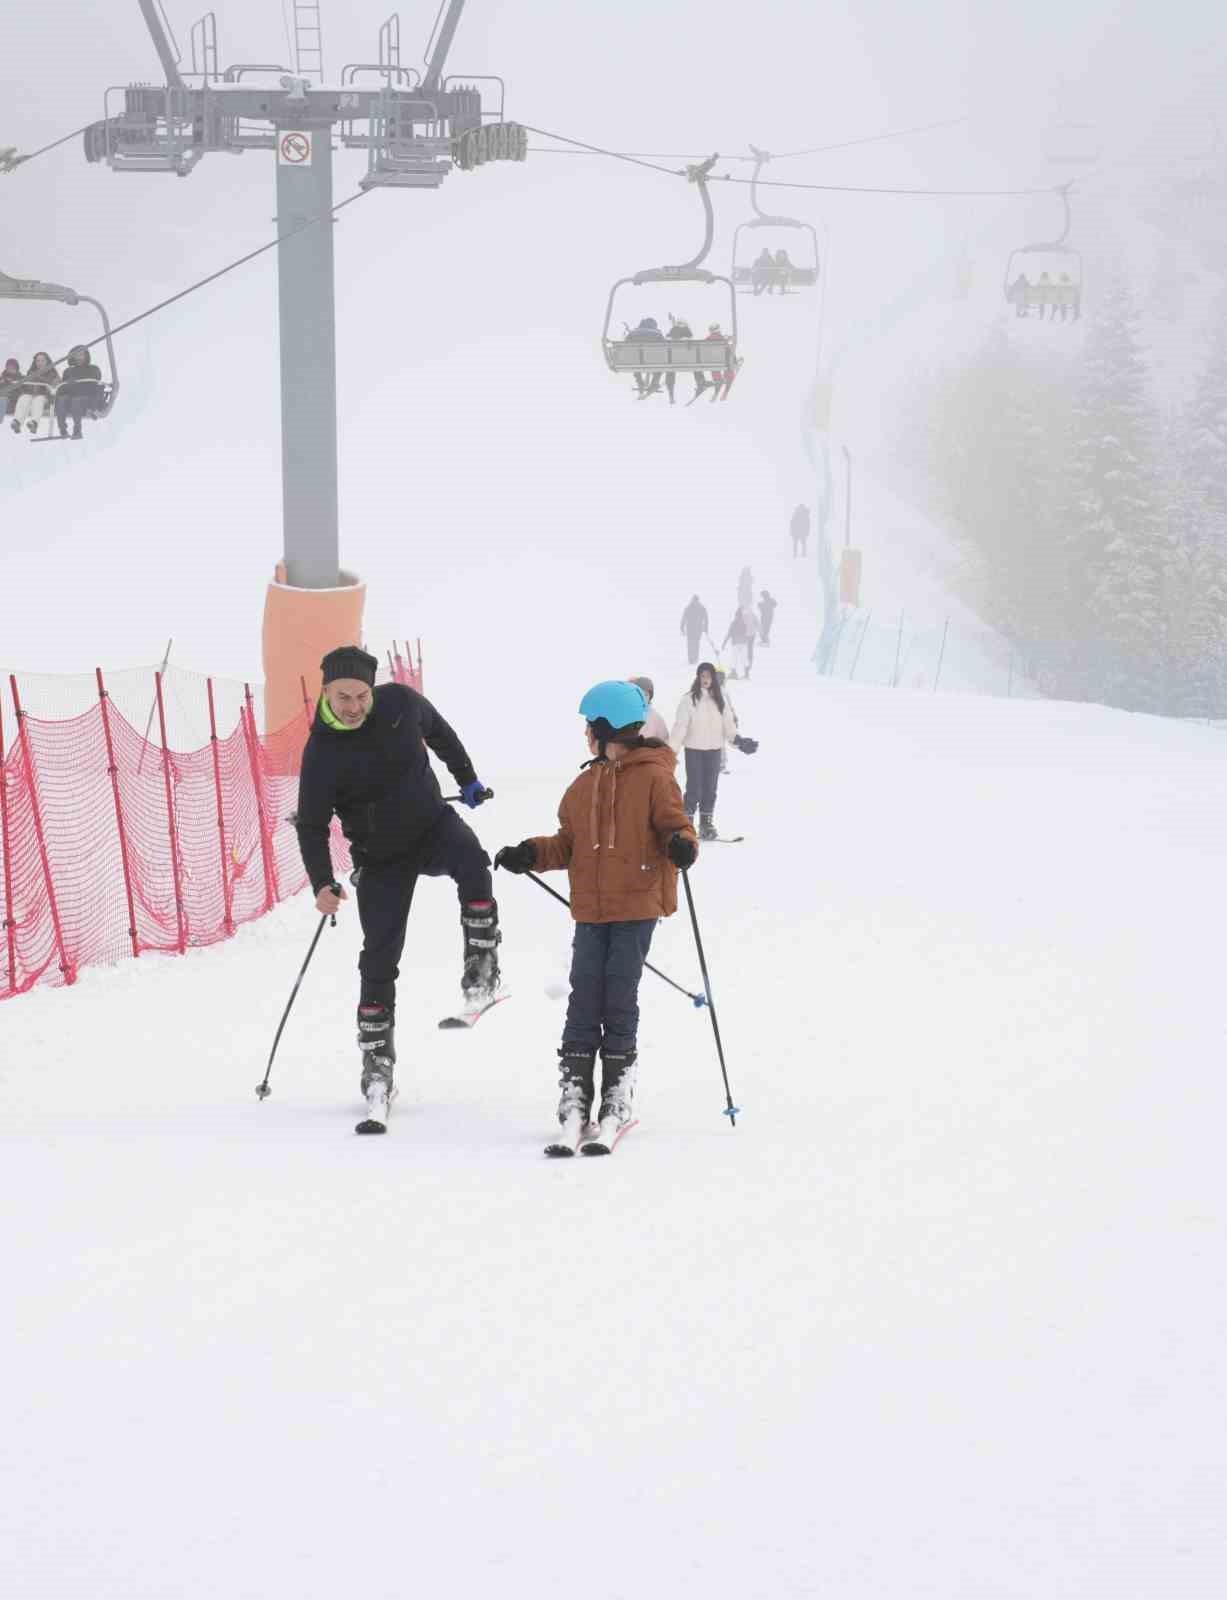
[293,2,325,84]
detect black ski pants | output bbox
[683,747,722,816]
[355,808,492,1009]
[684,629,703,665]
[562,919,657,1055]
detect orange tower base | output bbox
[262,564,366,747]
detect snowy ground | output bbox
[4,589,1227,1599]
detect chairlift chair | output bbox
[729,147,819,293]
[0,269,119,440]
[601,156,742,400]
[1003,187,1083,323]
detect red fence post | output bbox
[243,683,278,912]
[9,676,74,985]
[206,679,234,938]
[96,668,140,960]
[0,708,16,996]
[299,675,313,741]
[154,671,188,954]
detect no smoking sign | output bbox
[278,131,312,166]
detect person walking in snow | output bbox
[294,646,496,1119]
[628,676,670,741]
[790,503,810,557]
[722,607,757,679]
[680,594,709,664]
[738,566,754,610]
[758,589,778,645]
[670,662,757,840]
[493,681,698,1153]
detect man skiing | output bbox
[493,681,698,1156]
[681,594,708,664]
[294,646,497,1129]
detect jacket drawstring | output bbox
[607,765,617,850]
[587,761,619,850]
[589,764,602,849]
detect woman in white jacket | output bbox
[670,661,746,839]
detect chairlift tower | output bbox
[85,1,516,731]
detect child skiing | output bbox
[493,680,698,1155]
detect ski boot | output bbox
[699,813,718,842]
[356,1002,396,1132]
[460,899,502,1006]
[583,1049,638,1154]
[546,1047,597,1155]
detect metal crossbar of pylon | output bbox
[293,2,325,84]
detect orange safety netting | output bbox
[0,643,423,1000]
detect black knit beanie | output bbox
[321,645,378,687]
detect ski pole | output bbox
[255,882,340,1101]
[517,868,708,1008]
[680,869,740,1125]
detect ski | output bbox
[355,1083,396,1135]
[438,993,510,1031]
[707,835,745,844]
[580,1117,639,1157]
[544,1114,599,1159]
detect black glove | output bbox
[494,840,537,874]
[666,832,698,869]
[733,735,759,755]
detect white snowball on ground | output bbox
[544,978,569,1001]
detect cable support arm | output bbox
[137,0,185,89]
[421,0,468,93]
[677,153,718,270]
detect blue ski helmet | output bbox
[578,680,648,731]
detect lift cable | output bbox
[528,114,970,164]
[36,189,372,371]
[522,124,1060,198]
[1,123,95,173]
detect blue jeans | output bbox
[562,919,657,1054]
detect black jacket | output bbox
[294,683,477,892]
[681,600,708,637]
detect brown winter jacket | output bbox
[529,742,698,924]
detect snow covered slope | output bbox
[4,594,1226,1598]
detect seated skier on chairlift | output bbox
[9,351,58,436]
[773,247,795,290]
[624,314,664,397]
[1,357,21,418]
[1008,272,1031,317]
[751,247,776,296]
[54,345,105,440]
[1057,273,1080,322]
[659,313,705,406]
[702,323,734,402]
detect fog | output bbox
[2,0,1221,723]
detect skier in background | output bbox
[790,503,810,557]
[628,676,670,741]
[294,646,496,1121]
[670,662,757,840]
[493,680,698,1153]
[738,566,755,610]
[680,594,708,664]
[758,589,778,645]
[722,607,756,679]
